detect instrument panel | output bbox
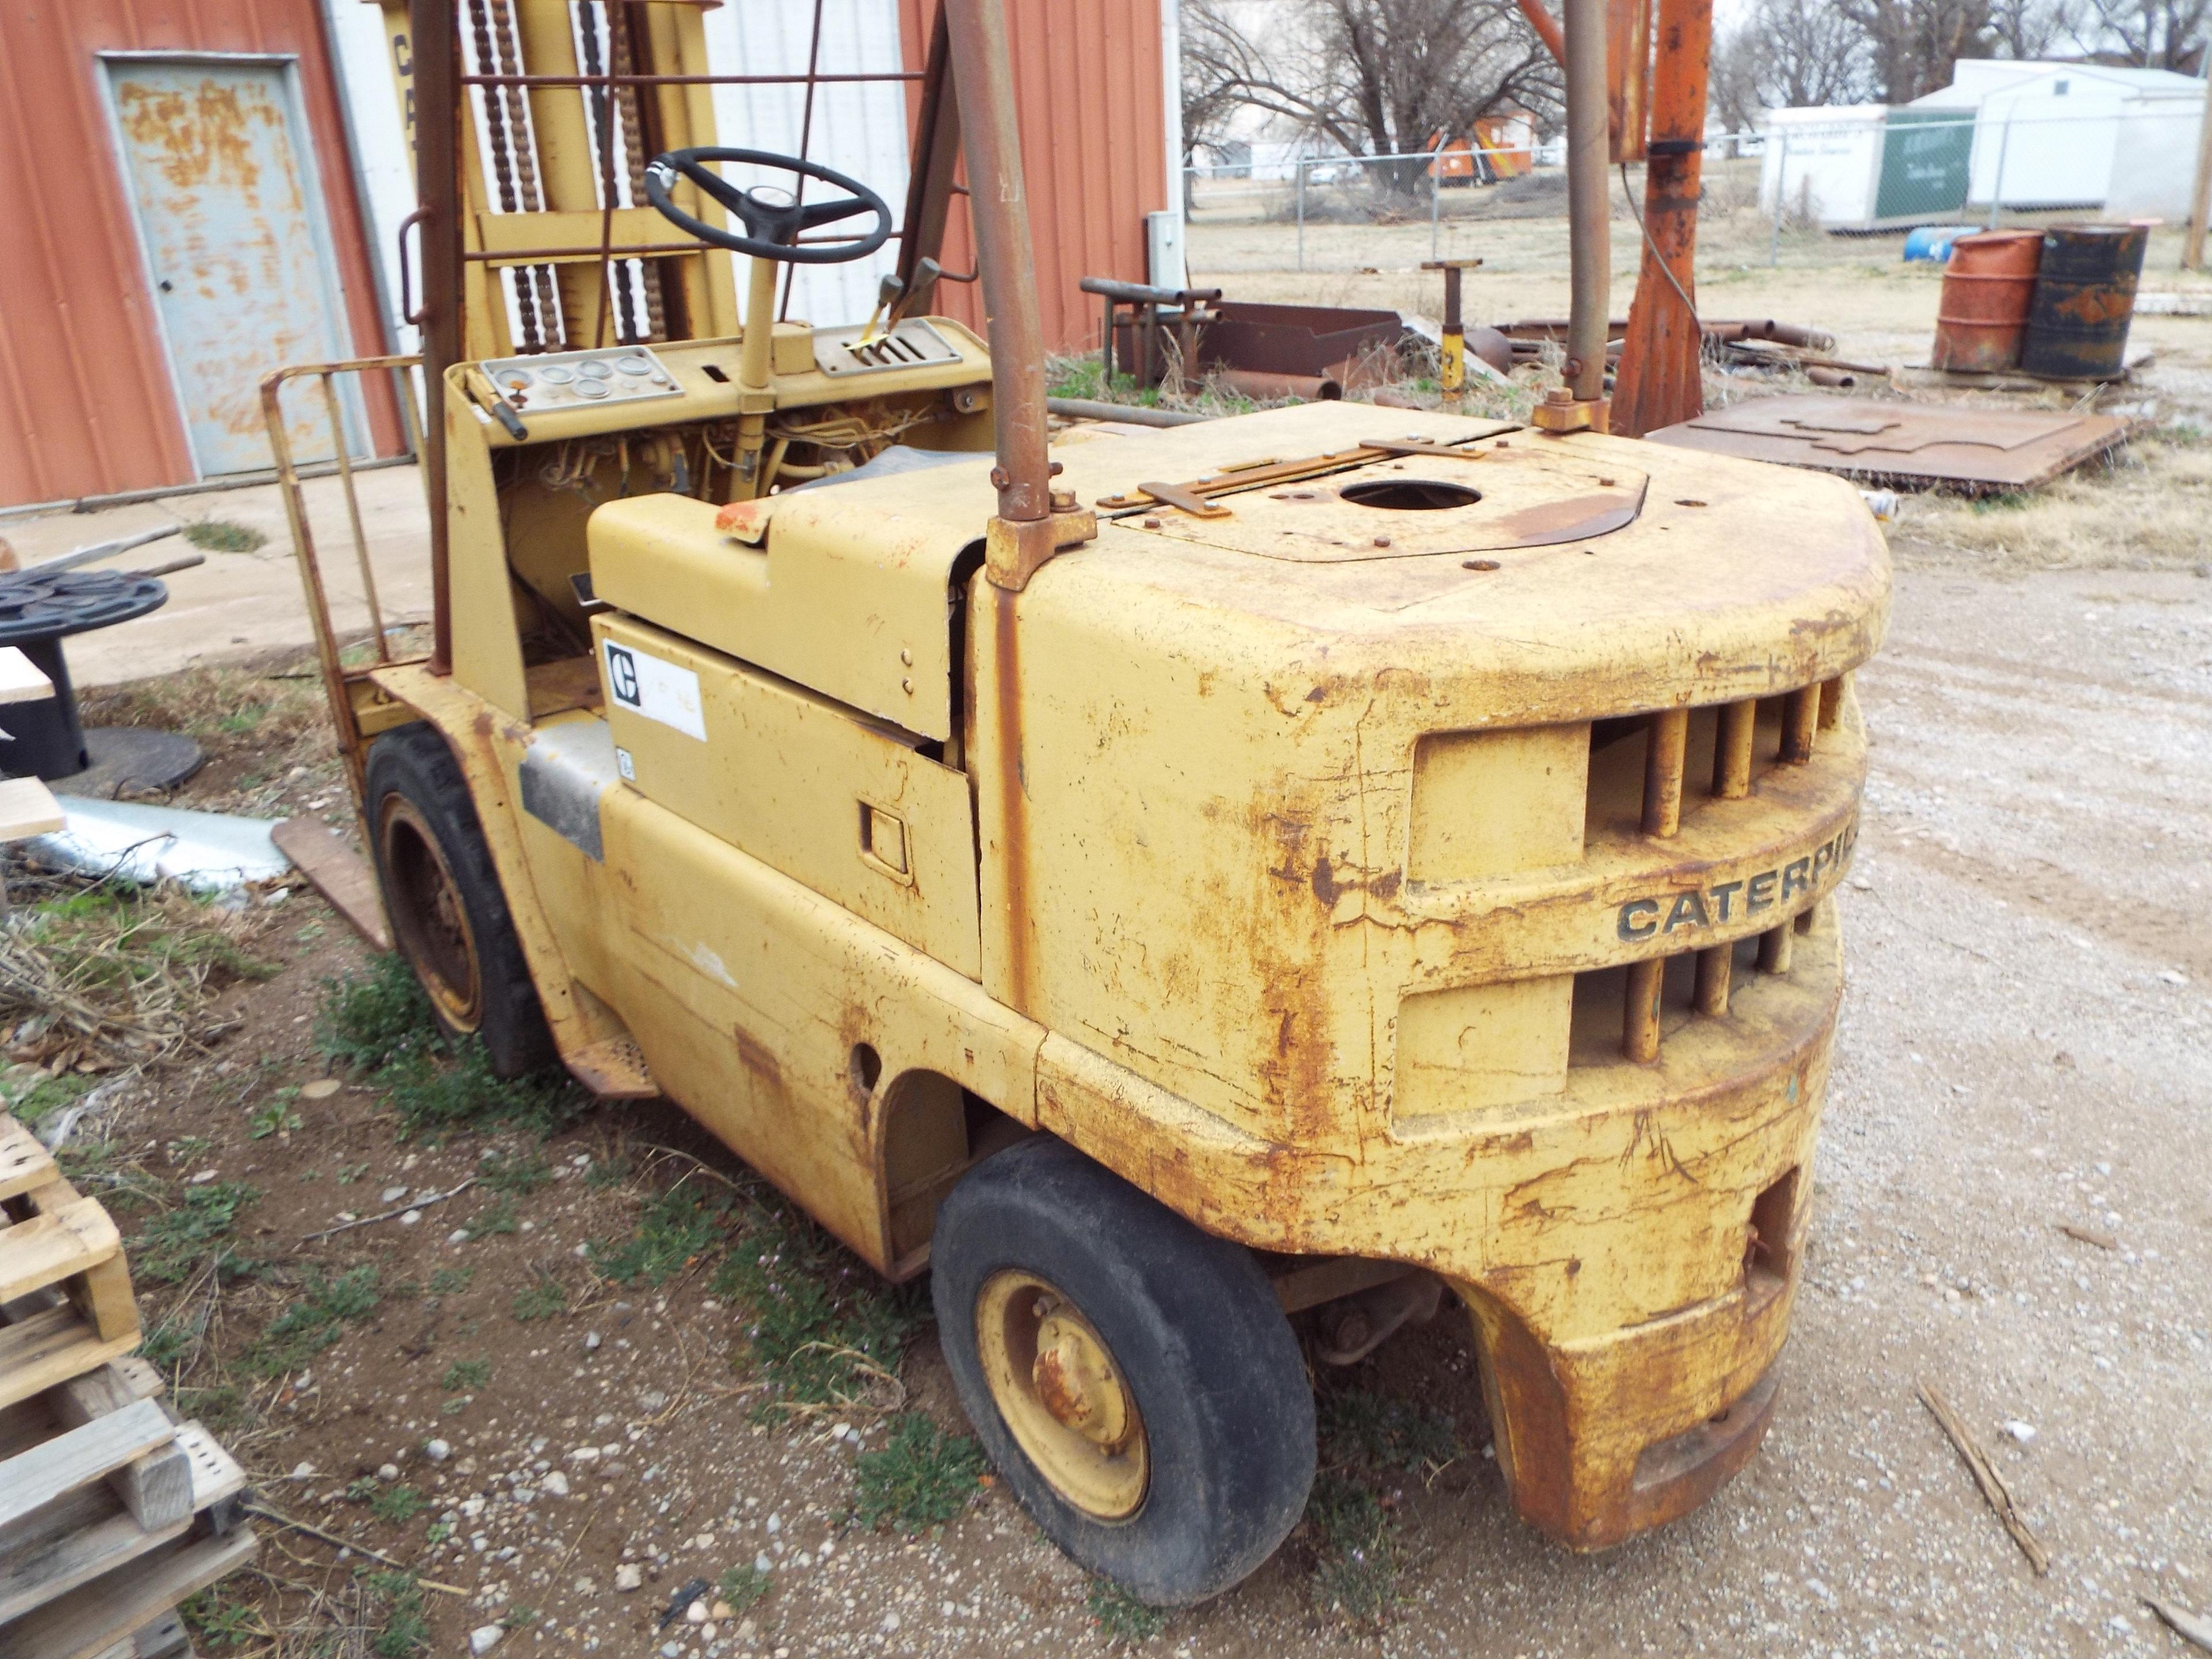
[482,346,683,412]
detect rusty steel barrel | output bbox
[2020,223,2149,381]
[1930,230,2041,373]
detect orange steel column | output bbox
[1609,0,1713,439]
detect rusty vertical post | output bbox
[1562,0,1611,412]
[1423,259,1482,407]
[1817,674,1844,729]
[1623,957,1664,1061]
[1780,686,1819,763]
[1611,0,1714,438]
[946,0,1093,594]
[414,0,463,677]
[942,0,1048,531]
[1694,944,1731,1015]
[1713,698,1754,797]
[1642,707,1689,836]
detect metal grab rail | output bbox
[259,355,426,794]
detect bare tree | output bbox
[1192,0,1563,196]
[1837,0,1995,101]
[2081,0,2210,67]
[1986,0,2084,56]
[1711,0,1874,123]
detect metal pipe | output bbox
[1516,0,1568,62]
[1694,945,1732,1016]
[1758,923,1794,975]
[1623,957,1664,1062]
[319,373,389,664]
[1642,707,1689,837]
[1817,674,1844,730]
[1780,686,1819,763]
[1768,130,1787,269]
[943,0,1050,525]
[1562,0,1611,404]
[414,0,463,677]
[1046,397,1207,428]
[1714,699,1755,798]
[461,70,922,87]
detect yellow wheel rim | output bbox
[378,794,483,1033]
[975,1270,1149,1521]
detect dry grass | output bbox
[1895,428,2212,572]
[0,884,277,1074]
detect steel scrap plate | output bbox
[1124,447,1648,563]
[1646,393,2133,491]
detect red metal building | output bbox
[0,0,1174,510]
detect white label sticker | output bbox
[615,746,635,781]
[602,639,707,741]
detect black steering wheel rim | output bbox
[643,147,892,266]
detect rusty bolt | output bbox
[1372,535,1392,548]
[1050,487,1077,512]
[1545,387,1575,406]
[1142,516,1161,529]
[989,467,1010,490]
[1047,460,1065,478]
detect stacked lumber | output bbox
[0,1112,255,1658]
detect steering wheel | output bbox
[643,147,892,266]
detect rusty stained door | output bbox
[101,56,362,476]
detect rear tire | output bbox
[931,1136,1314,1606]
[364,724,554,1078]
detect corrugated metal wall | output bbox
[0,0,396,508]
[702,0,914,330]
[898,0,1166,353]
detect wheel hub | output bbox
[975,1270,1149,1520]
[1032,1306,1133,1450]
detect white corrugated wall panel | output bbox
[699,0,912,329]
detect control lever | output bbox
[887,257,942,329]
[858,272,904,344]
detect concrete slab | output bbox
[0,467,431,689]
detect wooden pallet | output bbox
[0,1120,141,1413]
[0,1112,252,1654]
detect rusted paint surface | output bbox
[897,0,1166,353]
[110,61,353,474]
[2019,222,2149,382]
[0,1,399,505]
[1609,0,1712,438]
[1648,393,2134,493]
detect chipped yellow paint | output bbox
[320,13,1889,1556]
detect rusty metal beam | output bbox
[1611,0,1715,438]
[1516,0,1569,63]
[942,0,1048,529]
[414,0,463,677]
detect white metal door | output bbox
[104,57,359,475]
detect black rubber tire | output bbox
[363,724,555,1078]
[931,1136,1315,1606]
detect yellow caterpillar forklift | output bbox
[277,0,1887,1607]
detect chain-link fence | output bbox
[1188,99,2204,274]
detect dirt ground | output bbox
[5,214,2211,1657]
